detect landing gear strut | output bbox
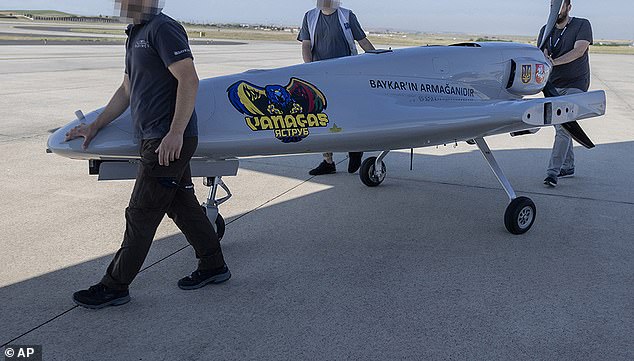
[359,142,536,234]
[202,176,232,241]
[474,138,536,234]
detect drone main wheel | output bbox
[504,197,536,235]
[201,206,226,241]
[215,213,226,241]
[360,157,386,187]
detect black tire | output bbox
[504,197,536,235]
[201,206,226,242]
[359,157,386,187]
[215,213,226,241]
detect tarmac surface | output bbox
[0,21,246,46]
[0,20,127,39]
[0,41,633,360]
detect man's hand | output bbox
[65,123,99,150]
[155,131,183,166]
[64,75,130,151]
[548,40,591,67]
[161,58,198,167]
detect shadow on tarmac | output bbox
[2,143,633,360]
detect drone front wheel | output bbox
[201,206,226,241]
[504,197,536,235]
[360,157,386,187]
[215,213,226,241]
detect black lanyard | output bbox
[549,17,573,52]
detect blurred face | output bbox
[557,1,572,24]
[115,0,163,23]
[316,0,341,11]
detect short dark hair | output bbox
[564,0,571,6]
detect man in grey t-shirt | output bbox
[539,0,593,187]
[297,0,375,176]
[66,0,230,309]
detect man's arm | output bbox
[65,75,130,149]
[297,14,312,63]
[348,12,374,53]
[155,57,199,166]
[358,37,375,52]
[550,40,591,66]
[302,40,312,63]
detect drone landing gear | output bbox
[202,176,232,241]
[360,150,389,187]
[359,143,535,234]
[474,138,536,235]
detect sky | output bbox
[1,0,632,40]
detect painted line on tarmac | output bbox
[0,159,347,347]
[0,54,124,61]
[593,73,634,112]
[390,175,634,207]
[3,66,125,76]
[0,84,102,96]
[0,133,48,143]
[1,307,78,348]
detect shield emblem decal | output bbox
[521,65,532,84]
[535,64,545,84]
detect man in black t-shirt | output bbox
[538,0,593,187]
[66,0,230,309]
[298,0,376,176]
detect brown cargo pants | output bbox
[101,137,225,291]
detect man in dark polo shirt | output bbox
[66,0,230,309]
[298,0,375,176]
[539,0,593,187]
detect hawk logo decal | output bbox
[227,78,330,143]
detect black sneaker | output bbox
[544,176,558,187]
[309,161,336,176]
[348,152,363,173]
[558,168,575,178]
[72,283,130,309]
[178,265,231,290]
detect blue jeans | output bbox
[547,87,584,178]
